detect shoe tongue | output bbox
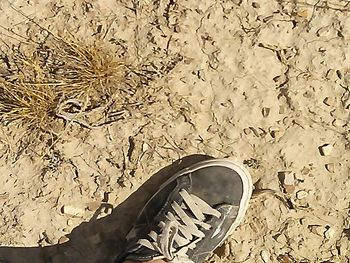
[125,245,164,262]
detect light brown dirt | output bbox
[0,0,349,262]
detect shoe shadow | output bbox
[0,154,213,263]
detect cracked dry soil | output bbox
[0,0,349,262]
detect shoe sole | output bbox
[159,158,253,249]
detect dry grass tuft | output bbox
[0,35,132,134]
[0,81,56,130]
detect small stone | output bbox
[277,254,292,263]
[243,128,251,135]
[323,97,334,106]
[262,107,270,117]
[67,219,74,226]
[319,144,333,156]
[58,235,70,244]
[325,163,335,173]
[61,205,85,217]
[296,190,308,199]
[325,227,336,239]
[214,243,230,258]
[174,24,181,33]
[283,172,295,185]
[283,184,295,194]
[260,250,269,262]
[309,225,324,236]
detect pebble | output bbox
[243,128,251,135]
[277,254,292,263]
[325,163,335,173]
[296,190,308,199]
[283,184,295,194]
[262,107,270,117]
[260,250,269,262]
[214,243,230,258]
[61,205,85,217]
[309,225,324,236]
[319,144,333,156]
[325,227,336,239]
[58,235,70,244]
[283,172,295,185]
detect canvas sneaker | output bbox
[114,159,252,263]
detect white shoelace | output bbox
[138,189,221,263]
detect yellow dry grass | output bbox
[0,35,130,134]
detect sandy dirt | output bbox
[0,0,349,262]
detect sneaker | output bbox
[114,158,252,263]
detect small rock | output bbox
[325,227,336,239]
[61,205,85,217]
[309,225,324,236]
[262,107,270,117]
[260,250,269,262]
[67,219,74,226]
[323,97,334,106]
[296,190,308,199]
[283,172,295,185]
[325,163,335,173]
[277,254,292,263]
[243,128,251,135]
[174,24,181,33]
[283,184,295,194]
[58,235,70,244]
[319,144,333,156]
[214,243,230,258]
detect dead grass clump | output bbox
[0,35,131,134]
[0,82,56,130]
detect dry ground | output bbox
[0,0,349,262]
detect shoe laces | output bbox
[138,189,221,263]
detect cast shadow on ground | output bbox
[0,154,213,263]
